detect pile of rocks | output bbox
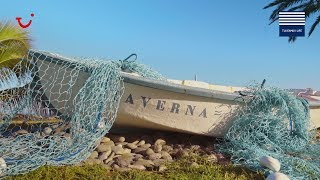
[82,131,228,171]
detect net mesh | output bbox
[0,50,164,176]
[216,86,320,179]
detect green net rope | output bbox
[0,50,164,176]
[216,87,320,179]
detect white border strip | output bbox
[279,23,305,25]
[279,12,305,15]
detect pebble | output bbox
[175,149,189,158]
[99,150,112,161]
[148,153,162,160]
[137,140,145,146]
[155,139,166,146]
[89,151,98,159]
[104,152,115,164]
[112,145,126,155]
[97,144,111,153]
[161,151,173,161]
[131,140,139,145]
[126,143,138,150]
[115,153,134,167]
[146,148,155,156]
[134,147,147,154]
[0,157,7,175]
[82,132,231,173]
[154,144,162,153]
[102,141,115,147]
[266,172,290,180]
[43,127,53,135]
[259,156,281,172]
[101,137,111,143]
[133,154,144,161]
[128,164,146,170]
[115,142,128,146]
[162,145,173,152]
[119,137,125,143]
[140,143,151,149]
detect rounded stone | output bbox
[137,140,146,146]
[0,157,7,175]
[101,137,111,143]
[43,127,52,135]
[149,153,162,160]
[175,149,189,158]
[161,151,173,161]
[97,144,111,153]
[146,148,155,156]
[133,154,144,161]
[104,152,115,164]
[162,145,173,152]
[134,147,147,154]
[126,143,138,150]
[154,144,162,153]
[89,151,99,159]
[123,148,131,154]
[131,140,139,145]
[99,150,112,161]
[115,153,134,167]
[128,164,146,170]
[140,143,151,149]
[112,145,126,155]
[259,156,281,172]
[119,137,125,143]
[103,141,115,147]
[155,139,166,146]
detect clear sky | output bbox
[1,0,319,89]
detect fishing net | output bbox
[0,50,164,176]
[216,86,320,179]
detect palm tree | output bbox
[0,21,31,69]
[264,0,320,42]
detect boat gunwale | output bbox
[28,50,320,108]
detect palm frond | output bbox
[0,21,31,69]
[288,36,297,42]
[266,0,310,22]
[309,15,320,36]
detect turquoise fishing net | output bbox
[0,50,164,176]
[216,87,320,179]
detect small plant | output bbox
[0,21,31,69]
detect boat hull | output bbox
[30,51,320,137]
[115,82,238,137]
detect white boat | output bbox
[28,50,320,137]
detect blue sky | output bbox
[1,0,319,89]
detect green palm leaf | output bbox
[265,0,320,42]
[0,21,31,69]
